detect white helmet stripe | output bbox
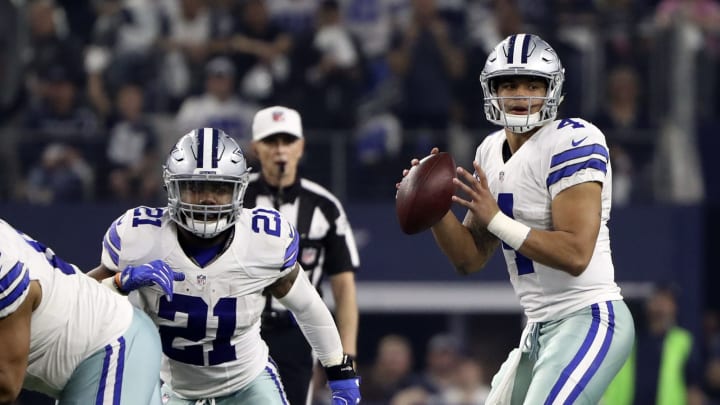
[200,128,217,169]
[511,33,527,66]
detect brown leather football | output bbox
[396,152,456,235]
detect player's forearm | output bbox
[278,271,344,366]
[432,211,494,275]
[0,363,23,405]
[87,265,115,282]
[333,285,358,356]
[517,229,593,276]
[330,273,358,353]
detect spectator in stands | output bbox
[85,0,160,115]
[387,0,465,155]
[265,0,318,35]
[1,0,23,121]
[597,0,655,70]
[213,0,293,104]
[176,56,258,154]
[289,0,366,129]
[590,64,655,205]
[654,0,720,39]
[360,334,418,403]
[24,142,92,204]
[546,0,602,119]
[390,386,434,405]
[20,63,100,197]
[603,284,704,405]
[702,311,720,401]
[342,0,406,92]
[440,357,490,405]
[104,82,160,202]
[23,0,85,100]
[417,333,465,394]
[156,0,214,105]
[654,0,720,120]
[389,333,467,405]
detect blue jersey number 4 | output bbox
[497,193,535,275]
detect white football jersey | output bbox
[475,118,623,322]
[100,206,299,399]
[0,220,133,397]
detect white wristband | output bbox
[486,211,531,250]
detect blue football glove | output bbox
[325,355,361,405]
[116,260,185,300]
[329,378,361,405]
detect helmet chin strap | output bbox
[184,216,229,238]
[502,111,542,133]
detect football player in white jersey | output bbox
[400,34,635,404]
[88,128,360,405]
[0,219,167,405]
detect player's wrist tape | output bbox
[486,211,531,250]
[325,354,357,381]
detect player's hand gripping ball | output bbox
[396,152,456,234]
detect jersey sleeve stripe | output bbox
[103,239,120,266]
[0,261,30,315]
[107,220,122,251]
[546,158,607,188]
[283,230,300,269]
[550,144,609,169]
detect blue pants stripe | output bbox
[544,301,616,404]
[567,301,615,402]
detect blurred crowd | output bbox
[307,291,720,405]
[0,0,719,205]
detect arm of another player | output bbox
[454,161,601,276]
[0,282,40,405]
[329,271,358,358]
[268,264,360,405]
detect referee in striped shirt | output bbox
[245,106,360,405]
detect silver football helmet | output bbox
[163,128,251,238]
[480,33,565,133]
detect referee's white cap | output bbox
[252,106,303,141]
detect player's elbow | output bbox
[453,259,485,276]
[563,255,591,277]
[0,381,21,405]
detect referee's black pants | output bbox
[262,324,314,405]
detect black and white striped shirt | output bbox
[244,173,360,314]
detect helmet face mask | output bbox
[164,128,250,238]
[480,34,565,133]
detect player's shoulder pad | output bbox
[236,207,300,277]
[102,206,170,270]
[475,128,505,162]
[550,118,607,145]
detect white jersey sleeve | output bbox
[237,207,300,281]
[101,206,170,273]
[541,118,610,199]
[0,245,29,319]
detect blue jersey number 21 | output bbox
[158,294,237,366]
[497,193,535,275]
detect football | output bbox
[396,152,457,235]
